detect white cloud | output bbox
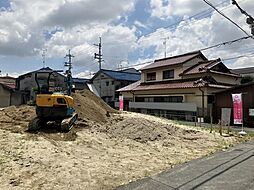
[0,0,136,58]
[44,0,135,28]
[134,20,149,29]
[224,56,254,69]
[149,0,226,19]
[150,0,171,19]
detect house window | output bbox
[163,70,174,79]
[155,96,183,103]
[144,97,153,102]
[111,81,114,85]
[147,72,156,81]
[106,81,109,86]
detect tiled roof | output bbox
[18,67,65,78]
[101,69,141,81]
[0,83,15,91]
[181,59,240,77]
[0,77,16,89]
[181,60,220,75]
[214,81,254,94]
[140,51,206,70]
[117,79,230,92]
[116,81,141,92]
[0,76,16,80]
[72,78,89,83]
[233,66,254,74]
[3,83,16,89]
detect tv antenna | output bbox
[42,49,47,68]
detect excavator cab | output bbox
[28,71,78,132]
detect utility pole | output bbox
[94,37,103,97]
[42,49,47,68]
[232,0,254,35]
[65,49,74,96]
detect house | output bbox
[0,83,23,107]
[0,75,23,107]
[16,67,67,102]
[213,82,254,127]
[73,78,89,90]
[118,51,241,121]
[90,69,141,107]
[0,76,16,89]
[233,66,254,77]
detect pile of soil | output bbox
[0,90,117,139]
[93,115,179,143]
[92,113,205,143]
[0,106,35,123]
[73,90,117,123]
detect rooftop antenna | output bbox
[161,37,169,58]
[42,49,47,68]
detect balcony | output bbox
[129,102,197,112]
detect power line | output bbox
[104,0,248,48]
[222,51,254,61]
[203,0,251,37]
[119,36,252,69]
[103,1,235,47]
[200,36,251,51]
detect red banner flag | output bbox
[232,93,243,125]
[119,95,124,111]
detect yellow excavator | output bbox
[28,71,78,132]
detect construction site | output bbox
[0,89,250,190]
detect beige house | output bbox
[118,51,241,121]
[91,69,140,108]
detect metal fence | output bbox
[136,111,198,126]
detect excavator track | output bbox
[28,117,44,131]
[60,113,78,132]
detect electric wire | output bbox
[203,0,251,37]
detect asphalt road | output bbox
[116,140,254,190]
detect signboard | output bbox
[249,109,254,116]
[232,93,243,125]
[119,96,124,111]
[221,108,231,125]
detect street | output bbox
[116,140,254,190]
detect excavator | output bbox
[28,70,78,132]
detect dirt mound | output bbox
[90,113,206,143]
[0,106,36,122]
[0,90,117,140]
[93,115,179,143]
[73,89,117,123]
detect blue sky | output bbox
[0,0,253,78]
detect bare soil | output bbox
[0,90,249,190]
